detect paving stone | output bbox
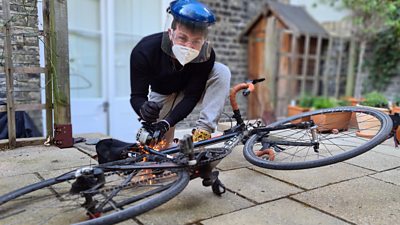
[252,162,373,189]
[344,148,400,171]
[0,146,95,177]
[0,195,88,225]
[293,176,400,225]
[2,133,400,225]
[217,145,252,171]
[369,143,400,158]
[379,138,397,147]
[0,173,44,196]
[201,198,350,225]
[370,167,400,185]
[137,178,254,225]
[0,173,87,225]
[218,168,302,203]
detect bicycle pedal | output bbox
[212,179,226,196]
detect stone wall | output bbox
[176,0,271,129]
[0,0,42,135]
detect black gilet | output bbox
[130,32,215,127]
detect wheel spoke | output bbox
[244,106,392,169]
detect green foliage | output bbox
[364,28,400,91]
[316,0,400,91]
[393,95,400,106]
[298,94,315,108]
[317,0,400,39]
[360,91,389,108]
[312,97,338,109]
[337,99,350,106]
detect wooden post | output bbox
[300,35,310,95]
[261,17,278,123]
[322,37,333,97]
[289,32,298,102]
[354,41,366,98]
[42,0,54,140]
[2,0,16,148]
[265,17,279,109]
[312,36,322,96]
[334,36,344,98]
[345,39,356,96]
[43,0,72,148]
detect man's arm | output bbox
[130,47,151,116]
[164,61,214,126]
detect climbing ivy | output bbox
[364,28,400,91]
[316,0,400,92]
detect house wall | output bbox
[176,0,272,129]
[0,0,42,134]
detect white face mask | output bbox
[172,44,200,66]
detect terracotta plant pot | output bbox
[356,106,390,138]
[346,97,362,106]
[392,106,400,115]
[287,105,310,124]
[311,112,352,132]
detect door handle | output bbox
[102,101,109,113]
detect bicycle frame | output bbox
[152,78,319,157]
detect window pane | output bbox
[68,0,100,30]
[68,0,102,98]
[114,0,163,97]
[69,33,101,98]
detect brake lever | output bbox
[242,78,265,96]
[252,78,265,84]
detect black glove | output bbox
[140,101,162,123]
[152,120,170,141]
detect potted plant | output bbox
[391,95,400,114]
[356,91,390,138]
[288,93,315,123]
[287,93,314,123]
[310,97,351,132]
[344,96,364,106]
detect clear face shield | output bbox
[161,12,214,66]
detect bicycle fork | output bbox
[310,126,320,152]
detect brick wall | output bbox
[0,0,42,134]
[176,0,271,129]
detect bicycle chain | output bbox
[81,148,231,196]
[83,170,174,195]
[192,147,232,167]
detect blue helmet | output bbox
[169,0,216,27]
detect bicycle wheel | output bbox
[243,106,392,170]
[0,159,189,225]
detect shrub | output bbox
[298,94,314,108]
[337,99,350,106]
[312,97,338,109]
[360,91,389,108]
[393,95,400,106]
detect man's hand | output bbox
[152,120,170,140]
[140,101,162,123]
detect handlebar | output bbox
[229,78,265,125]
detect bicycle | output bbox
[0,79,399,225]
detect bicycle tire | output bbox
[0,162,189,225]
[243,106,392,170]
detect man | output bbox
[130,0,231,146]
